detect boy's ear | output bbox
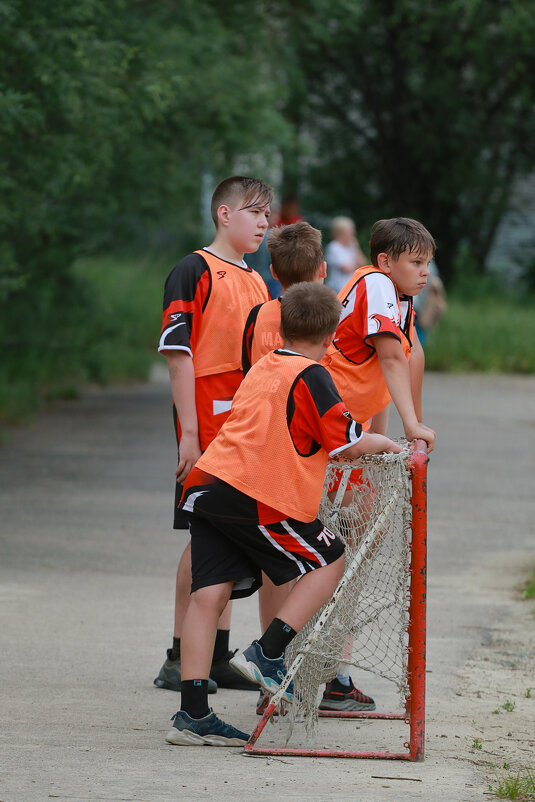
[318,260,327,281]
[376,252,391,273]
[270,264,278,280]
[217,204,232,227]
[322,331,335,349]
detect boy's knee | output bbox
[332,554,345,582]
[190,583,231,615]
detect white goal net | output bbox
[282,446,413,741]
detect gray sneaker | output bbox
[154,650,217,693]
[166,709,249,747]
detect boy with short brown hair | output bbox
[241,221,326,668]
[155,176,272,695]
[243,219,377,715]
[323,216,436,450]
[242,220,326,374]
[165,283,401,747]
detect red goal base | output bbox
[245,441,428,762]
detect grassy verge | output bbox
[522,570,535,600]
[424,296,535,373]
[0,253,171,425]
[489,768,535,800]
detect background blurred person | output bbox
[413,259,448,346]
[325,216,367,293]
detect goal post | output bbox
[244,439,429,761]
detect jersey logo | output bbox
[387,302,394,308]
[316,527,336,547]
[370,313,398,332]
[169,312,183,321]
[217,270,227,279]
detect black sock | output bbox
[169,637,180,662]
[212,629,230,662]
[180,679,210,720]
[258,618,297,659]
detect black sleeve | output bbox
[159,253,211,353]
[241,303,263,375]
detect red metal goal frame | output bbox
[244,440,428,760]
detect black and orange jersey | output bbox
[242,297,283,374]
[159,249,269,376]
[322,266,414,423]
[197,349,362,522]
[158,249,269,449]
[284,352,361,459]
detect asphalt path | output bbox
[1,370,534,801]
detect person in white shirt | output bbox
[325,216,367,294]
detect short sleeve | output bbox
[287,364,362,457]
[158,253,211,356]
[362,272,402,342]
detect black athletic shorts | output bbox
[174,479,189,529]
[181,476,345,599]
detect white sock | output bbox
[336,671,351,686]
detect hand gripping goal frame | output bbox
[245,440,428,760]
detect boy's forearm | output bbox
[409,334,425,422]
[377,349,419,432]
[165,351,199,437]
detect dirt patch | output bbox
[455,560,535,794]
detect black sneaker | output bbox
[210,649,259,691]
[318,677,376,711]
[166,709,249,747]
[154,650,217,694]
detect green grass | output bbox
[489,768,535,800]
[523,570,535,600]
[425,297,535,373]
[73,253,169,383]
[0,253,171,424]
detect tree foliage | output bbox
[0,0,286,301]
[264,0,535,282]
[2,1,534,419]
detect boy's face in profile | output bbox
[383,249,432,296]
[222,198,270,255]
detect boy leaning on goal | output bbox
[242,220,378,715]
[323,217,436,449]
[165,282,401,747]
[317,217,436,708]
[154,176,272,696]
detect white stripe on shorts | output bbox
[182,489,208,513]
[258,525,306,575]
[280,519,327,567]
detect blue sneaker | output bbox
[165,709,249,747]
[229,640,294,702]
